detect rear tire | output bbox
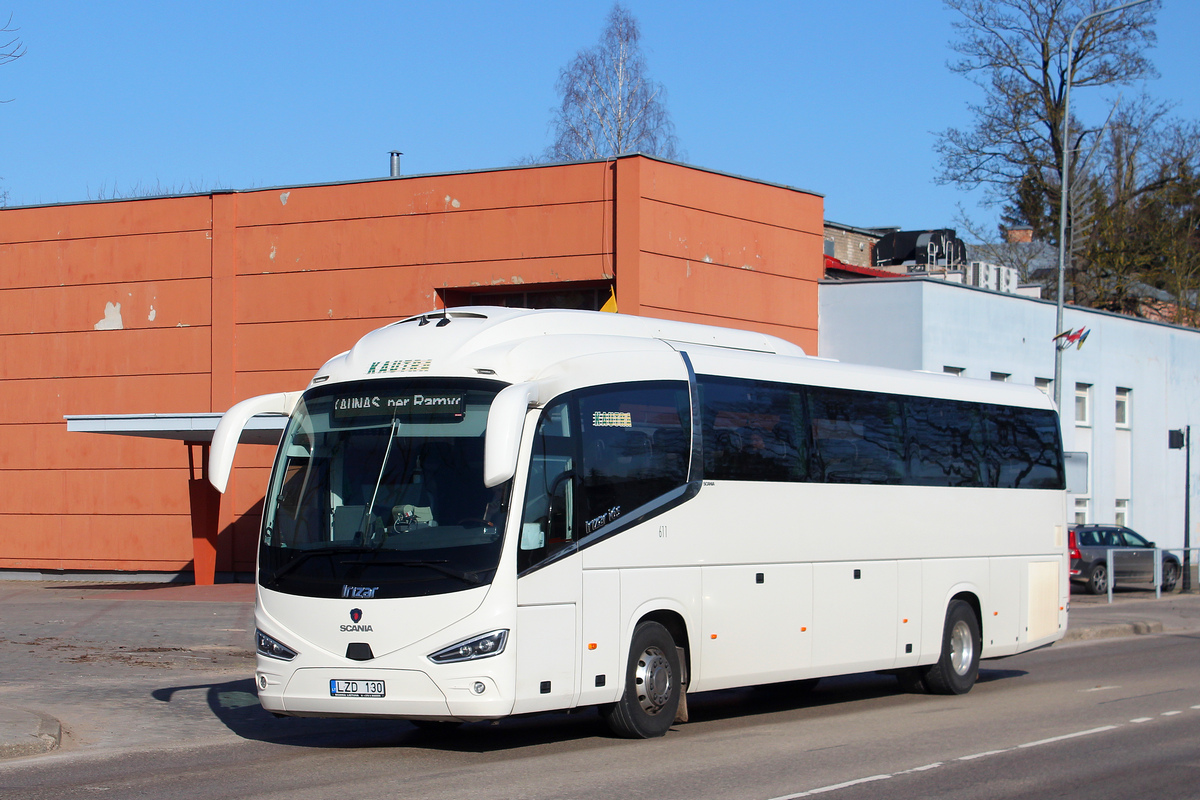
[601,621,681,739]
[921,600,980,696]
[1085,563,1108,595]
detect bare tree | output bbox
[936,1,1200,321]
[0,13,22,71]
[935,0,1159,230]
[546,4,682,162]
[0,14,24,205]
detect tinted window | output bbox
[984,405,1065,489]
[699,377,807,482]
[905,396,986,487]
[808,387,904,484]
[576,384,691,527]
[696,377,1063,491]
[518,382,690,573]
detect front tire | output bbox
[601,621,681,739]
[921,600,980,696]
[1162,561,1179,592]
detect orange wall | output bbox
[0,156,823,577]
[615,157,822,352]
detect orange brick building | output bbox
[0,155,824,582]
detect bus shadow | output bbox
[151,667,1028,752]
[150,678,615,751]
[682,667,1028,726]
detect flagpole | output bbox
[1053,0,1152,410]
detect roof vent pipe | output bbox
[389,151,402,177]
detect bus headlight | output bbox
[256,629,299,661]
[428,630,508,664]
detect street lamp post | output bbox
[1053,0,1153,410]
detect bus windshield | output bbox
[259,378,510,599]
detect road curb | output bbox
[1061,620,1163,643]
[0,707,62,759]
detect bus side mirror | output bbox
[209,391,301,493]
[484,382,539,488]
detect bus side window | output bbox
[575,383,690,530]
[697,376,807,482]
[984,405,1064,490]
[518,401,576,573]
[808,387,904,485]
[905,397,985,487]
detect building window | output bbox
[1035,378,1053,396]
[1115,388,1130,428]
[990,372,1010,382]
[1074,497,1089,525]
[1115,499,1129,527]
[1075,383,1091,426]
[943,366,965,377]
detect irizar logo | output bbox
[342,585,378,599]
[341,607,374,633]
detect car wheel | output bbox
[1161,561,1179,592]
[1086,563,1108,595]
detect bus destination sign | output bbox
[332,392,464,419]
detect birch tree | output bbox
[547,4,681,161]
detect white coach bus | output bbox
[209,307,1067,738]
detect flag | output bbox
[1053,327,1090,351]
[600,287,618,313]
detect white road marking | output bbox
[1018,726,1119,748]
[1081,685,1120,692]
[959,749,1010,761]
[767,775,892,799]
[897,763,942,774]
[762,710,1197,800]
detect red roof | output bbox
[823,254,896,278]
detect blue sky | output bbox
[2,1,1196,234]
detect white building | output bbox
[819,277,1200,552]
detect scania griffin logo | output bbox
[341,607,373,632]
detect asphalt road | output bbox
[1,608,1198,798]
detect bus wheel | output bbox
[601,621,681,738]
[922,600,980,696]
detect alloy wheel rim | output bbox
[950,620,974,676]
[634,645,673,714]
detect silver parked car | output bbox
[1069,524,1180,594]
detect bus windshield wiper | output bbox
[269,546,379,583]
[340,557,484,585]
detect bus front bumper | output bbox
[257,665,511,721]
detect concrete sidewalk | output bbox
[1,581,1198,760]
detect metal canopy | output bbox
[65,413,287,446]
